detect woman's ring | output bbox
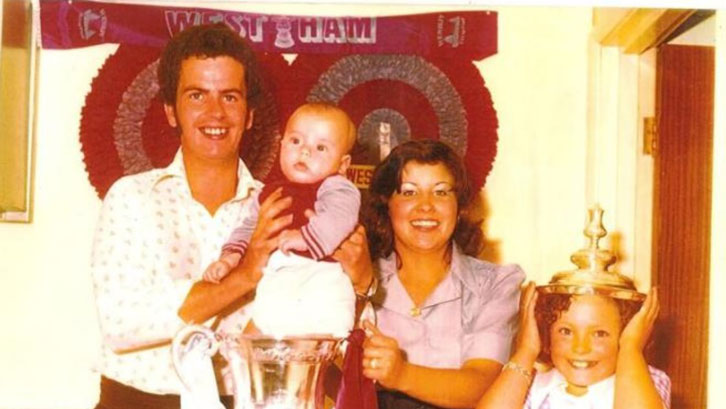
[370,358,379,369]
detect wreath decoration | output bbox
[285,54,498,190]
[80,44,497,197]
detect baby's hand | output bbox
[202,253,240,284]
[203,261,231,284]
[278,229,308,254]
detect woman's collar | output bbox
[379,244,480,292]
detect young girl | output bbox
[476,283,671,409]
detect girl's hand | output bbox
[362,320,406,390]
[512,281,541,365]
[620,288,659,352]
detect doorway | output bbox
[651,43,714,409]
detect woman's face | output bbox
[550,294,622,389]
[389,161,458,257]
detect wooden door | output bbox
[651,44,714,409]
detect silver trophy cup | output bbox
[173,325,341,409]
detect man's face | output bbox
[164,56,253,165]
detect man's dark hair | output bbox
[157,23,262,108]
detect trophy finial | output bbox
[585,204,606,248]
[538,205,644,301]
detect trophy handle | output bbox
[171,324,219,392]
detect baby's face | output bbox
[279,110,352,184]
[550,294,621,388]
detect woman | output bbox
[354,140,525,409]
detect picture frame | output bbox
[0,0,38,223]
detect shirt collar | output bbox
[448,244,485,297]
[151,148,261,201]
[531,368,615,409]
[378,244,484,297]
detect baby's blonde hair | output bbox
[287,102,357,153]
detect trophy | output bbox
[173,325,341,409]
[538,204,645,301]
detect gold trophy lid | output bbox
[538,205,645,301]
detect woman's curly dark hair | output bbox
[362,139,484,260]
[534,293,643,365]
[157,23,262,109]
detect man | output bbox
[91,23,290,409]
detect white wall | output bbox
[0,4,592,407]
[478,7,590,281]
[0,44,114,408]
[670,13,717,46]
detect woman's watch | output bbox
[356,275,378,301]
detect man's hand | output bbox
[333,225,375,294]
[238,188,293,281]
[178,188,293,324]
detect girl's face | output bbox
[388,161,458,257]
[550,294,621,389]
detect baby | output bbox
[203,102,359,338]
[476,283,671,409]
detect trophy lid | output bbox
[538,204,645,301]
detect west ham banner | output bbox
[41,1,499,198]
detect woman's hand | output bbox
[362,320,406,390]
[333,225,375,294]
[619,288,659,352]
[238,188,292,282]
[511,281,541,365]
